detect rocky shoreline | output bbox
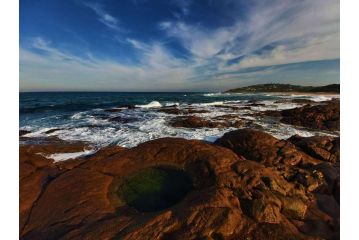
[20,99,340,240]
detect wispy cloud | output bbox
[20,0,340,91]
[160,0,339,69]
[171,0,192,16]
[84,2,125,32]
[20,37,196,91]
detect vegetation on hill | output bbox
[225,84,339,93]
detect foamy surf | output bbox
[136,101,162,108]
[44,149,96,162]
[21,92,340,152]
[195,101,224,106]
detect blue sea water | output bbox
[20,92,338,149]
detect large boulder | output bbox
[280,99,339,131]
[215,129,319,166]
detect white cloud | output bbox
[20,38,195,91]
[161,21,243,59]
[226,33,339,70]
[20,0,340,91]
[160,0,339,68]
[171,0,192,16]
[84,2,125,32]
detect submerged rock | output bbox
[19,130,31,136]
[158,107,210,115]
[157,107,182,115]
[169,115,245,129]
[109,116,138,123]
[275,99,315,104]
[104,108,124,112]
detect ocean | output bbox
[20,92,339,149]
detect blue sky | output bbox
[20,0,340,91]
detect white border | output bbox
[341,0,359,239]
[0,0,19,238]
[0,0,357,238]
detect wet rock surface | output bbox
[169,115,245,129]
[275,99,316,104]
[157,107,210,115]
[280,100,339,131]
[19,130,31,136]
[288,135,340,163]
[20,129,339,240]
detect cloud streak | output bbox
[160,0,339,67]
[84,2,125,32]
[20,37,196,91]
[20,0,340,91]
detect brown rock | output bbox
[20,132,339,239]
[212,105,243,110]
[170,115,246,129]
[44,128,63,134]
[215,129,319,166]
[275,99,315,104]
[157,107,182,114]
[185,108,210,114]
[158,107,210,115]
[280,197,308,220]
[19,130,31,136]
[104,108,124,112]
[21,168,114,239]
[260,110,283,117]
[280,99,339,131]
[288,135,340,163]
[170,116,214,128]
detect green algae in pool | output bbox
[118,167,193,212]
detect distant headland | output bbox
[225,83,340,93]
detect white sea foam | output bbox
[309,95,338,102]
[136,101,162,108]
[71,112,86,119]
[251,103,301,111]
[21,92,340,152]
[195,101,224,106]
[224,100,244,104]
[24,127,56,137]
[55,127,120,145]
[164,102,180,106]
[203,92,224,97]
[45,149,95,162]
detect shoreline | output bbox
[20,98,340,239]
[224,91,340,96]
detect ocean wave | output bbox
[202,92,223,97]
[21,92,340,151]
[196,101,224,106]
[164,102,180,106]
[71,112,86,119]
[135,101,162,108]
[224,100,244,104]
[251,103,301,111]
[309,95,338,102]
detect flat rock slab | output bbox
[20,130,339,240]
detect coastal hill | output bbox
[225,83,340,93]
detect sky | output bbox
[20,0,340,92]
